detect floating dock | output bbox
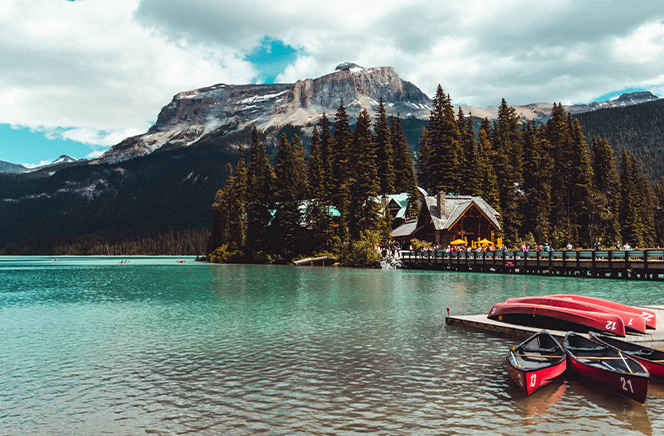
[446,305,664,348]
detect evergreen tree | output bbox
[492,98,523,245]
[420,85,461,194]
[547,103,573,243]
[619,148,642,246]
[318,113,334,205]
[305,126,334,253]
[567,116,595,246]
[347,109,381,239]
[655,179,664,247]
[416,126,432,192]
[374,98,395,195]
[591,136,621,245]
[245,127,275,256]
[390,115,420,217]
[521,121,552,244]
[273,133,308,260]
[458,109,478,195]
[476,120,500,212]
[332,100,353,237]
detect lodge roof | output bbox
[425,195,500,231]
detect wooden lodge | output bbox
[391,191,500,246]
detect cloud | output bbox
[2,0,664,161]
[0,0,257,146]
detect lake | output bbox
[1,256,663,435]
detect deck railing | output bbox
[399,250,664,280]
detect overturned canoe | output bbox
[488,302,627,336]
[507,330,567,396]
[548,294,656,329]
[504,296,646,334]
[564,331,649,404]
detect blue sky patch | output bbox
[0,124,91,166]
[246,37,299,84]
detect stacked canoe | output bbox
[496,295,659,403]
[488,294,655,336]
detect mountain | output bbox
[98,63,432,164]
[0,155,80,174]
[0,160,29,174]
[97,62,658,164]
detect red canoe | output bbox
[488,302,627,336]
[548,294,656,329]
[590,332,664,379]
[504,296,647,334]
[507,330,567,396]
[564,331,649,404]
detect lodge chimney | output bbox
[437,191,446,217]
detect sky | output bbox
[1,0,664,167]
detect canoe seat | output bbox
[566,346,604,352]
[522,346,560,353]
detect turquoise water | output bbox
[1,256,663,435]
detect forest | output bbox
[209,86,664,266]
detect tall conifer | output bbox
[347,109,381,239]
[391,115,420,217]
[374,98,395,195]
[245,127,274,256]
[591,136,621,244]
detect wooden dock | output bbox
[402,249,664,280]
[446,306,664,348]
[293,256,337,266]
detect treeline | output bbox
[416,86,664,249]
[208,99,420,265]
[574,99,664,184]
[0,229,210,255]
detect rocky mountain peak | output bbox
[98,64,432,164]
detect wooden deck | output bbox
[402,249,664,280]
[446,305,664,348]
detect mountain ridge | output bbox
[95,64,658,165]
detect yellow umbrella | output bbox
[450,239,466,245]
[478,238,494,246]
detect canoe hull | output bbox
[590,333,664,379]
[489,302,627,336]
[504,296,646,334]
[549,294,656,329]
[506,331,567,396]
[564,332,649,404]
[507,358,567,396]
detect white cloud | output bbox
[2,0,664,163]
[0,0,257,147]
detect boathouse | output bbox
[391,191,501,246]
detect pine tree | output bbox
[272,133,308,260]
[245,127,275,256]
[521,121,552,244]
[655,179,664,247]
[374,98,395,195]
[591,136,621,245]
[492,98,523,245]
[476,120,500,213]
[458,109,478,195]
[547,103,573,243]
[420,85,461,194]
[390,115,420,217]
[332,100,353,237]
[318,113,334,205]
[347,109,381,239]
[567,116,595,246]
[306,126,334,253]
[619,148,642,247]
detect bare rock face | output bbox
[97,64,432,164]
